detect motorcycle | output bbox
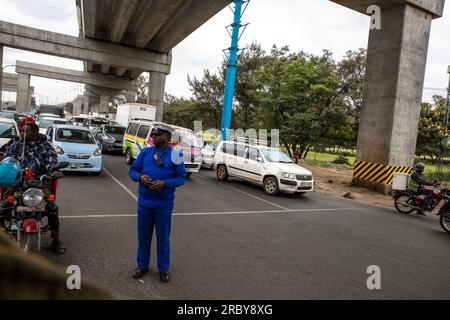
[393,184,450,234]
[0,162,68,252]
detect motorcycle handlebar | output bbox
[47,162,69,173]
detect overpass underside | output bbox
[76,0,232,120]
[1,0,232,117]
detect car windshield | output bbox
[105,126,125,135]
[91,119,109,126]
[39,119,66,128]
[73,117,84,123]
[260,149,293,163]
[55,129,96,144]
[0,122,17,138]
[203,144,214,152]
[0,112,15,120]
[173,129,201,148]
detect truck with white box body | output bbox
[115,103,156,128]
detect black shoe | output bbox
[132,268,148,279]
[50,239,66,254]
[159,272,170,283]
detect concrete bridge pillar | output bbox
[73,98,81,116]
[125,90,136,103]
[148,72,166,122]
[99,95,109,113]
[16,73,30,113]
[331,0,445,193]
[82,96,90,115]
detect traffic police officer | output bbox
[129,127,186,282]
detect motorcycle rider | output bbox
[1,123,65,254]
[410,162,438,215]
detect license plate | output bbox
[70,163,84,169]
[300,181,312,187]
[16,206,45,212]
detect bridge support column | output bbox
[148,72,166,122]
[73,98,82,116]
[82,96,90,115]
[16,73,30,113]
[353,3,442,193]
[99,95,109,113]
[125,90,136,103]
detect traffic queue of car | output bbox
[1,107,315,196]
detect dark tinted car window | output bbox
[126,123,139,136]
[137,126,151,139]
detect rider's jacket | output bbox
[410,170,434,192]
[3,134,58,178]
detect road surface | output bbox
[43,154,450,299]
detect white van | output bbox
[213,138,314,195]
[123,120,202,176]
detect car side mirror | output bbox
[47,135,51,141]
[257,156,263,162]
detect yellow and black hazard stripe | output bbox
[353,160,413,185]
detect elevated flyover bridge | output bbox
[0,0,447,192]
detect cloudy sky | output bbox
[1,0,449,104]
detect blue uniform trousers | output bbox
[137,204,173,272]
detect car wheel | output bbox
[264,177,280,196]
[216,164,229,181]
[92,170,102,176]
[125,148,134,165]
[186,172,192,178]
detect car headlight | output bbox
[22,188,45,207]
[281,172,296,180]
[54,146,64,155]
[93,148,102,156]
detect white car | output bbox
[37,117,68,135]
[201,144,215,169]
[36,113,61,123]
[0,117,19,150]
[213,140,314,195]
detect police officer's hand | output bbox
[149,180,165,191]
[140,175,152,186]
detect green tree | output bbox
[255,46,366,162]
[233,42,268,129]
[188,70,225,129]
[416,95,449,160]
[136,74,148,103]
[162,94,202,130]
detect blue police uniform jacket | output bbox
[129,146,186,208]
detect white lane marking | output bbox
[59,207,363,219]
[103,166,290,212]
[103,167,138,202]
[197,173,291,211]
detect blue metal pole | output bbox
[221,0,244,141]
